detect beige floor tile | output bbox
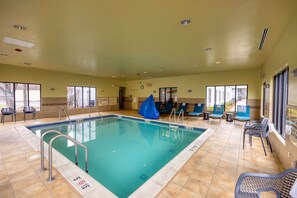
[31,190,52,198]
[10,173,41,192]
[14,181,48,198]
[206,186,234,198]
[191,169,214,184]
[159,182,182,197]
[51,183,80,198]
[177,187,203,198]
[183,177,209,197]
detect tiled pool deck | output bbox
[0,110,282,198]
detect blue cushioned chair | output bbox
[175,103,188,115]
[159,101,173,115]
[234,105,251,124]
[209,104,225,123]
[188,103,204,119]
[155,102,163,112]
[235,168,297,198]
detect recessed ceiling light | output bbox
[3,36,35,48]
[181,19,191,25]
[13,24,26,30]
[143,72,147,74]
[215,61,221,64]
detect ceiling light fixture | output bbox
[143,72,147,74]
[3,36,35,48]
[258,28,269,51]
[181,19,191,25]
[215,61,221,64]
[13,24,27,30]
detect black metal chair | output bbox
[23,106,36,121]
[1,107,16,124]
[235,168,297,198]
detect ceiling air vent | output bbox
[258,28,269,51]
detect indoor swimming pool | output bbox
[28,115,206,197]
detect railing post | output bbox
[75,144,78,165]
[46,134,89,182]
[40,130,62,171]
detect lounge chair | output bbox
[1,107,16,124]
[188,103,204,119]
[209,104,225,123]
[159,101,173,115]
[175,103,188,115]
[234,105,251,124]
[235,168,297,198]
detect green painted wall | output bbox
[0,64,126,97]
[126,68,262,100]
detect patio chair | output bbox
[188,103,204,119]
[159,101,173,115]
[1,107,16,124]
[243,117,272,156]
[234,105,251,124]
[175,103,188,115]
[23,106,36,121]
[235,168,297,198]
[209,104,225,123]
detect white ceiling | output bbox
[0,0,297,80]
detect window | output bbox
[0,82,41,111]
[273,68,288,136]
[206,85,248,111]
[159,87,177,104]
[67,86,96,108]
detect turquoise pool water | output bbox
[28,116,205,197]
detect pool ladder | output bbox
[169,109,184,125]
[40,130,88,182]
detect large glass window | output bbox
[273,68,288,136]
[206,85,248,111]
[67,86,96,108]
[0,82,41,111]
[159,87,177,104]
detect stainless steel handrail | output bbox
[40,130,62,171]
[88,106,103,121]
[169,108,176,122]
[59,106,73,133]
[177,109,184,124]
[47,134,88,182]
